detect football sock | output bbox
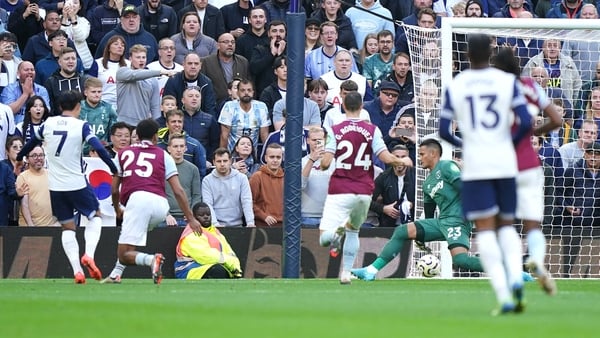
[477,230,511,303]
[498,226,524,288]
[527,228,547,273]
[84,216,102,258]
[135,253,154,266]
[372,225,408,270]
[452,252,484,272]
[319,230,334,247]
[342,229,359,272]
[62,230,82,274]
[364,265,379,274]
[109,260,126,278]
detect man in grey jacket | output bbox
[116,44,178,126]
[202,147,255,227]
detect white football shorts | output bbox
[516,166,544,222]
[319,193,371,231]
[119,191,169,246]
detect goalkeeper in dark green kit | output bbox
[351,138,484,280]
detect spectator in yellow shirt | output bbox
[174,202,242,279]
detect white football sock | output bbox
[319,230,335,247]
[62,230,82,274]
[135,253,154,267]
[477,230,511,303]
[497,226,524,288]
[109,260,126,278]
[527,228,547,272]
[342,230,359,272]
[366,265,378,274]
[84,216,102,258]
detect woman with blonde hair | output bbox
[356,33,378,73]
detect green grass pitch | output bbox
[0,278,597,337]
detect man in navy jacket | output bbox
[163,52,218,118]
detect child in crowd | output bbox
[156,95,178,128]
[80,77,118,156]
[550,98,575,148]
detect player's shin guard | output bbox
[497,226,524,287]
[452,252,484,272]
[526,228,547,271]
[477,230,511,303]
[373,225,408,270]
[342,230,360,272]
[84,216,102,258]
[62,230,82,274]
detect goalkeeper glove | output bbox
[415,240,432,253]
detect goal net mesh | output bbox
[403,18,600,278]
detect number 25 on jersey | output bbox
[121,150,156,178]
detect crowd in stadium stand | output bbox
[2,0,600,236]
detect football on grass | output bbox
[416,254,441,278]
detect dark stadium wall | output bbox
[0,228,412,279]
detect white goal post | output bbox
[403,18,600,278]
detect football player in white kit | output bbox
[440,34,533,315]
[493,47,561,296]
[16,90,119,284]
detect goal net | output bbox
[403,17,600,278]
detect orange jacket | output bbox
[249,165,284,227]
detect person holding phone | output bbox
[301,127,334,228]
[60,0,95,72]
[7,0,43,53]
[230,135,260,178]
[0,32,21,91]
[232,155,244,170]
[388,109,417,165]
[364,80,410,152]
[390,110,416,143]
